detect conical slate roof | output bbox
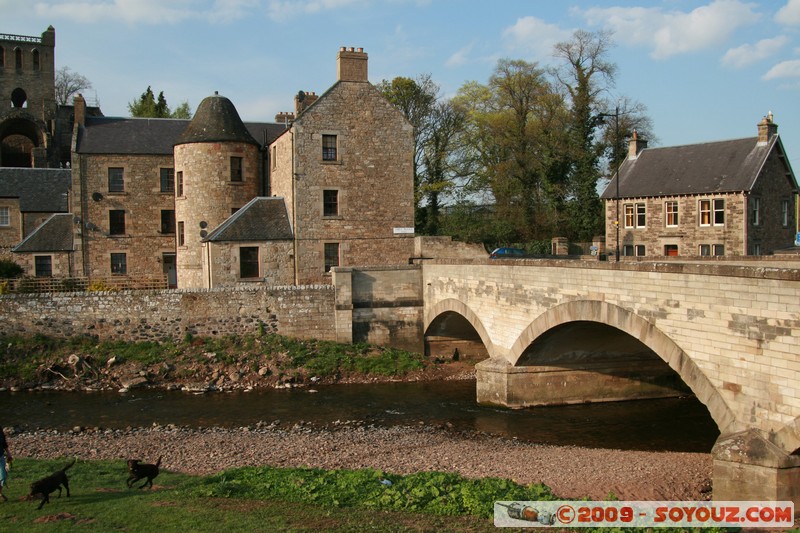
[175,92,259,146]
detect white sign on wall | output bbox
[393,227,415,234]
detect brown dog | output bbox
[29,459,74,510]
[126,456,161,489]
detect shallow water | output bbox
[2,380,719,453]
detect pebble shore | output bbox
[9,423,712,502]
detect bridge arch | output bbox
[424,298,495,359]
[509,299,737,437]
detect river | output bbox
[2,379,718,453]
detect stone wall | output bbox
[413,236,487,261]
[0,284,336,343]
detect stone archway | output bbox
[0,113,46,167]
[424,298,495,360]
[506,299,737,436]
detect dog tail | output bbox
[62,459,76,472]
[155,456,162,468]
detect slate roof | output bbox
[204,197,293,242]
[175,93,259,146]
[12,213,74,252]
[0,168,71,212]
[77,116,189,155]
[600,136,791,199]
[76,116,288,154]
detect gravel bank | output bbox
[9,424,712,502]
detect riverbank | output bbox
[9,424,712,502]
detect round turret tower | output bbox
[173,92,260,288]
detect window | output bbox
[240,247,259,279]
[713,199,725,225]
[160,210,175,234]
[635,203,646,228]
[34,256,52,277]
[714,244,725,256]
[751,243,762,255]
[160,168,175,193]
[0,45,4,68]
[751,197,761,226]
[109,210,125,235]
[665,201,678,227]
[15,48,22,69]
[271,146,277,170]
[323,190,339,217]
[322,134,337,161]
[110,253,127,275]
[177,221,185,246]
[108,167,124,192]
[324,242,339,273]
[176,171,184,196]
[0,207,9,226]
[624,204,634,228]
[622,245,633,256]
[782,200,790,227]
[230,156,243,182]
[32,49,39,71]
[664,244,678,256]
[635,245,645,256]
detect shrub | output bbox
[0,259,23,279]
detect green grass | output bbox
[1,459,748,533]
[1,459,538,532]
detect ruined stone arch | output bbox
[0,112,47,167]
[424,298,495,359]
[508,299,738,439]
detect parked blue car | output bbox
[489,247,526,258]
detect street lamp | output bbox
[595,105,622,262]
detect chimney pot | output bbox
[757,112,778,145]
[628,129,647,160]
[337,46,368,82]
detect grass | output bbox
[1,459,751,533]
[1,458,541,532]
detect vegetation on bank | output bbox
[0,333,434,391]
[3,459,736,532]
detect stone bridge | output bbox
[420,259,800,507]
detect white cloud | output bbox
[33,0,196,24]
[266,0,366,21]
[722,36,790,68]
[445,43,472,68]
[502,16,572,60]
[776,0,800,25]
[763,59,800,80]
[578,0,760,60]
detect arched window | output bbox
[11,88,27,108]
[32,49,40,71]
[15,47,22,69]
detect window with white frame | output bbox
[635,203,646,228]
[751,197,761,226]
[713,198,725,225]
[665,201,678,227]
[624,204,634,228]
[322,134,337,161]
[781,200,790,227]
[0,207,9,226]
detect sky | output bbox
[3,0,800,171]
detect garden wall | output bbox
[0,285,337,343]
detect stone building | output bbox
[0,27,415,286]
[600,114,798,258]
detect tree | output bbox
[454,59,570,242]
[553,29,618,242]
[128,86,192,118]
[54,67,93,105]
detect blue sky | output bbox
[3,0,800,170]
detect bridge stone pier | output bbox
[421,259,800,510]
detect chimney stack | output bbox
[337,46,368,82]
[627,129,647,159]
[73,93,86,127]
[757,111,778,145]
[294,90,318,117]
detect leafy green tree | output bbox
[128,86,192,118]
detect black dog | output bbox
[126,456,161,489]
[29,459,74,510]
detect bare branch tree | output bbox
[55,66,93,106]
